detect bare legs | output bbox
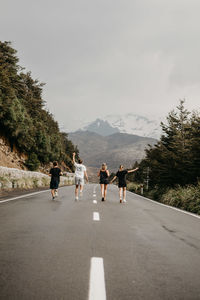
[80,185,83,194]
[100,184,108,201]
[119,187,126,203]
[51,189,55,199]
[75,185,79,199]
[123,187,126,201]
[75,185,83,200]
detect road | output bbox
[0,184,200,300]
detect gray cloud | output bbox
[1,0,200,131]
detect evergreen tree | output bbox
[140,100,200,189]
[0,41,78,171]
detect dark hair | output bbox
[78,159,83,164]
[53,161,58,166]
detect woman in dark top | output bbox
[98,163,110,201]
[110,165,139,203]
[49,161,62,200]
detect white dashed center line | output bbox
[93,212,100,221]
[89,257,106,300]
[93,200,97,204]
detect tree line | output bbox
[140,100,200,189]
[0,41,78,171]
[128,100,200,214]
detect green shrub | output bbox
[161,183,200,215]
[127,182,141,193]
[25,153,40,171]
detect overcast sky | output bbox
[1,0,200,131]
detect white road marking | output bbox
[88,257,106,300]
[93,194,96,197]
[0,190,49,204]
[93,212,100,221]
[127,190,200,220]
[93,200,97,204]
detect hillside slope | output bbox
[69,131,156,171]
[0,137,26,169]
[0,41,77,172]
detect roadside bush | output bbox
[127,182,141,193]
[25,153,40,171]
[161,183,200,215]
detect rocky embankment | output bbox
[0,166,74,191]
[0,137,27,169]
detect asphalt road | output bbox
[0,184,200,300]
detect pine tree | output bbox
[0,41,78,170]
[140,100,200,189]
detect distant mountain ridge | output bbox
[69,130,157,171]
[81,113,161,139]
[84,119,119,136]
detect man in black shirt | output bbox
[110,165,139,203]
[49,161,63,200]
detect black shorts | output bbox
[50,179,59,189]
[100,179,109,185]
[118,182,127,188]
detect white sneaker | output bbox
[75,196,79,201]
[55,191,58,197]
[122,199,126,203]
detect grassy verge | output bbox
[161,184,200,215]
[127,181,200,215]
[127,182,141,193]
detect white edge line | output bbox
[93,212,100,221]
[89,257,106,300]
[0,189,49,204]
[126,190,200,220]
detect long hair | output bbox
[101,163,107,171]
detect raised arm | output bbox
[72,152,76,165]
[127,167,139,173]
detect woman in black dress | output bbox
[49,161,63,199]
[110,165,139,203]
[98,163,110,201]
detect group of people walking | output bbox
[49,152,139,203]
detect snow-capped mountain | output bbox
[103,114,162,139]
[82,114,162,139]
[83,119,120,136]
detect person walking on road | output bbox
[110,165,139,203]
[98,163,110,201]
[49,161,63,200]
[73,152,88,201]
